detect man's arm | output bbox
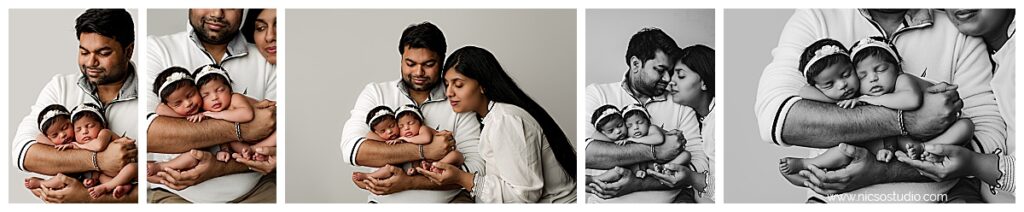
[782,101,902,148]
[23,144,96,175]
[147,117,235,153]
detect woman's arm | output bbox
[204,93,255,123]
[468,115,545,203]
[859,74,923,110]
[400,126,434,145]
[628,126,665,145]
[155,104,185,118]
[799,85,836,103]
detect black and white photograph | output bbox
[584,9,716,203]
[726,8,1015,203]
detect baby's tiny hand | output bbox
[187,114,204,123]
[202,111,220,119]
[836,99,859,109]
[614,140,629,145]
[54,144,73,151]
[386,139,401,145]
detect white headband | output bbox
[803,45,849,77]
[593,107,622,127]
[368,108,394,125]
[71,104,105,127]
[621,104,650,119]
[39,110,69,130]
[158,72,194,95]
[194,65,232,85]
[395,105,424,121]
[850,37,901,64]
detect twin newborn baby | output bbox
[352,104,463,182]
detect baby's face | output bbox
[397,114,423,138]
[598,117,626,140]
[45,117,74,145]
[812,62,860,100]
[856,56,899,96]
[624,115,652,138]
[199,80,233,112]
[372,118,399,140]
[165,85,202,116]
[73,116,103,143]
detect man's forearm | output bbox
[353,140,423,167]
[585,141,654,169]
[147,116,235,153]
[782,100,902,148]
[23,144,95,175]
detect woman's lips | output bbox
[265,46,277,54]
[954,9,979,21]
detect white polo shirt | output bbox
[12,66,139,172]
[754,9,1000,202]
[584,80,710,203]
[145,24,277,203]
[340,80,483,203]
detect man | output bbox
[11,9,139,203]
[146,8,277,203]
[340,21,482,203]
[584,28,711,203]
[754,9,1003,202]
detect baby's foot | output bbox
[147,163,160,176]
[252,153,268,161]
[88,184,111,199]
[407,166,418,176]
[779,157,806,175]
[217,151,232,162]
[876,149,894,162]
[635,170,647,178]
[189,149,208,161]
[112,184,132,199]
[83,178,98,187]
[906,143,925,160]
[24,177,43,189]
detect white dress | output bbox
[472,101,577,203]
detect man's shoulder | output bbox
[147,31,189,48]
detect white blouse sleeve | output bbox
[472,114,545,203]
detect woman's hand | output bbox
[416,162,474,190]
[234,146,276,174]
[894,143,985,182]
[645,163,690,188]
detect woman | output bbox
[660,44,715,203]
[242,9,277,65]
[416,46,577,203]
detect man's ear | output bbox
[123,43,135,59]
[629,56,642,73]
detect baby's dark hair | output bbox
[799,38,852,85]
[591,104,622,128]
[71,103,106,128]
[366,106,396,128]
[152,66,196,103]
[37,104,70,133]
[192,64,234,93]
[851,36,903,73]
[395,104,423,122]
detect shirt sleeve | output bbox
[452,111,484,174]
[754,9,822,146]
[144,36,168,130]
[263,63,277,100]
[340,83,382,166]
[677,108,709,175]
[472,114,544,203]
[11,75,66,172]
[951,35,1007,155]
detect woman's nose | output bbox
[265,27,276,43]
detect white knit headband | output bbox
[622,104,651,119]
[368,108,394,125]
[850,38,901,64]
[39,110,69,130]
[71,104,106,126]
[395,105,424,121]
[594,107,622,127]
[803,45,849,77]
[158,72,194,95]
[194,65,232,85]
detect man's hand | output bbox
[155,150,221,190]
[240,103,276,141]
[423,130,456,161]
[654,133,684,163]
[895,144,978,182]
[905,83,962,139]
[234,146,276,174]
[98,138,137,177]
[587,166,639,199]
[798,143,882,195]
[36,174,93,203]
[253,99,276,109]
[360,165,412,195]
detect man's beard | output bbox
[633,77,667,97]
[402,77,438,92]
[192,16,237,45]
[81,64,128,86]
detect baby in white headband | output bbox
[191,64,277,162]
[353,105,464,184]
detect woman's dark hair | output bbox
[591,104,621,127]
[72,103,106,128]
[242,9,265,44]
[399,22,447,66]
[192,64,234,93]
[626,27,680,66]
[76,9,135,48]
[366,106,395,127]
[799,38,852,85]
[851,36,903,73]
[152,66,196,103]
[676,44,716,99]
[443,46,576,179]
[37,104,70,132]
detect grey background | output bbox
[8,9,139,203]
[148,9,187,37]
[285,9,577,203]
[723,9,810,203]
[585,9,715,84]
